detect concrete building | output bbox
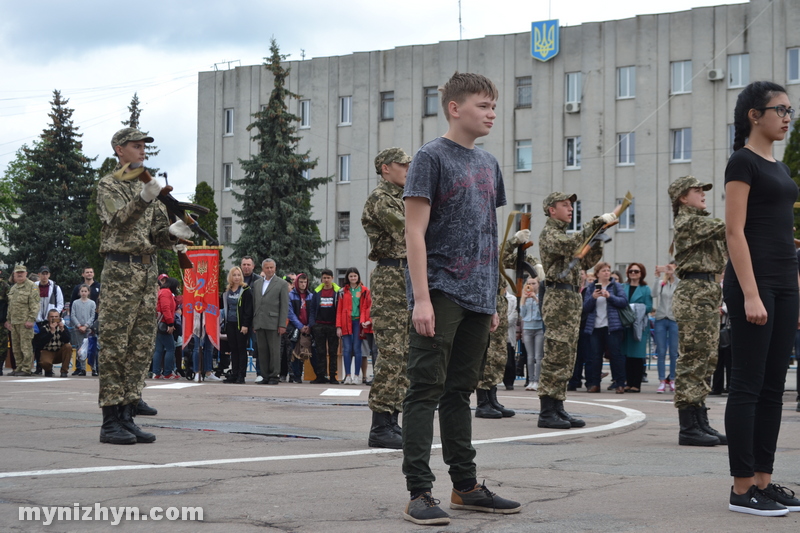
[197,0,800,283]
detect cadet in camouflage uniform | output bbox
[96,127,190,445]
[362,147,412,450]
[4,265,39,376]
[0,271,10,374]
[537,192,622,429]
[669,175,727,447]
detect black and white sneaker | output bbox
[760,484,800,512]
[729,485,789,516]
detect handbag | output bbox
[618,304,636,328]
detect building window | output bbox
[223,108,234,136]
[567,200,582,233]
[516,77,532,108]
[616,198,635,230]
[299,100,310,128]
[336,269,348,288]
[222,163,233,190]
[671,128,692,162]
[728,124,736,156]
[671,60,692,94]
[337,211,350,240]
[380,91,394,120]
[728,54,749,88]
[339,96,352,126]
[515,140,532,171]
[301,156,310,180]
[565,72,582,104]
[789,48,800,84]
[338,155,350,183]
[618,132,635,165]
[221,217,232,244]
[424,87,438,116]
[514,203,531,230]
[565,137,581,169]
[617,66,635,99]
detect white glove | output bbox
[513,229,531,244]
[169,220,194,240]
[140,179,162,203]
[534,263,545,281]
[173,243,188,254]
[600,212,618,224]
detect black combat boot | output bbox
[136,398,158,416]
[488,386,515,417]
[118,404,156,443]
[678,407,719,446]
[99,405,137,445]
[537,396,571,429]
[555,399,586,427]
[368,411,403,449]
[475,389,502,419]
[696,404,727,445]
[391,411,402,436]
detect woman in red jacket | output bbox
[152,277,179,379]
[336,267,372,385]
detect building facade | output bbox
[197,0,800,283]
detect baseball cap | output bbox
[668,175,712,203]
[39,266,50,273]
[13,264,27,273]
[158,273,168,281]
[111,128,154,150]
[374,148,412,174]
[543,192,578,216]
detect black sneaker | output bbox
[450,481,521,514]
[761,484,800,512]
[403,492,450,525]
[729,485,788,516]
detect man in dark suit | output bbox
[251,258,289,385]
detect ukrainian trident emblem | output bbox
[531,20,559,62]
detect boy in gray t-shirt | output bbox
[400,72,520,526]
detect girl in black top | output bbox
[724,81,800,516]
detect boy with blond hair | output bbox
[401,72,520,526]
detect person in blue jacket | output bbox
[287,274,317,383]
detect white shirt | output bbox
[261,275,273,296]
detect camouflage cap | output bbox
[543,191,578,216]
[13,264,27,273]
[111,128,154,150]
[668,175,712,203]
[374,147,412,175]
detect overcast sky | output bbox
[0,0,745,200]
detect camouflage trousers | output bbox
[477,292,509,390]
[368,266,410,414]
[673,279,721,409]
[10,324,34,373]
[539,288,582,401]
[98,258,159,407]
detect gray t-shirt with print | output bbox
[403,136,506,314]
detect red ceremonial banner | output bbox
[181,248,221,350]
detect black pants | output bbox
[312,324,338,379]
[724,284,797,478]
[712,343,732,393]
[625,357,643,390]
[227,321,249,380]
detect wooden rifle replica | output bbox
[557,191,634,280]
[115,163,219,269]
[500,211,538,312]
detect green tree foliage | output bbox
[189,181,219,244]
[231,39,330,277]
[783,119,800,238]
[69,157,116,280]
[1,91,95,287]
[122,92,160,171]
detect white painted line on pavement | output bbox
[2,378,66,383]
[147,383,203,389]
[0,400,643,479]
[320,388,362,397]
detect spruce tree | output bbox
[189,181,219,244]
[782,119,800,238]
[1,90,95,287]
[69,157,116,280]
[122,92,160,168]
[231,39,330,277]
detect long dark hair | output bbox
[345,267,361,287]
[732,81,787,152]
[164,277,180,295]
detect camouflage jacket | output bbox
[362,179,405,262]
[499,235,542,294]
[538,216,605,287]
[97,165,176,255]
[673,205,727,278]
[7,279,39,324]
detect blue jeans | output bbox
[654,318,678,381]
[192,335,214,374]
[152,331,175,376]
[588,327,624,387]
[341,319,362,377]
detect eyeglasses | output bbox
[628,270,641,274]
[757,105,796,119]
